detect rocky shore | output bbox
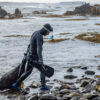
[1,65,99,100]
[64,3,100,16]
[0,7,23,19]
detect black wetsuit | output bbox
[15,24,53,86]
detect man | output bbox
[12,23,53,91]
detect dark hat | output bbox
[43,23,53,32]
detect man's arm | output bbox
[37,34,43,64]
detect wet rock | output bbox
[29,84,38,88]
[74,3,91,15]
[67,68,73,72]
[0,6,7,18]
[81,67,88,70]
[69,92,80,98]
[53,79,60,82]
[63,95,71,100]
[32,10,47,14]
[92,97,100,100]
[56,94,63,98]
[59,89,70,94]
[64,75,77,79]
[19,96,26,100]
[80,80,89,87]
[64,11,75,16]
[85,71,95,75]
[25,87,30,91]
[90,6,100,15]
[7,96,16,100]
[59,83,71,90]
[83,93,98,99]
[97,65,100,70]
[4,15,10,19]
[40,94,57,100]
[28,95,38,100]
[81,75,85,78]
[64,3,100,16]
[96,84,100,92]
[71,96,80,100]
[15,8,23,18]
[79,98,85,100]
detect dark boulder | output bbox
[85,71,95,75]
[64,75,77,79]
[80,80,89,87]
[64,3,100,16]
[74,3,92,15]
[67,68,73,72]
[15,8,23,18]
[0,6,7,18]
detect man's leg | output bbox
[16,62,33,85]
[40,72,50,91]
[18,56,26,77]
[12,62,33,91]
[40,73,46,86]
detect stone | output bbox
[29,83,38,88]
[96,84,100,92]
[63,95,71,100]
[64,75,77,79]
[83,93,98,99]
[15,8,23,18]
[40,94,57,100]
[69,92,80,98]
[64,11,75,16]
[64,3,100,16]
[97,66,100,70]
[59,89,70,94]
[85,71,95,75]
[28,95,38,100]
[0,6,7,18]
[19,96,26,100]
[8,14,16,19]
[59,83,71,90]
[71,97,80,100]
[81,67,88,70]
[67,68,73,72]
[74,3,91,15]
[92,97,100,100]
[80,80,89,87]
[32,10,47,14]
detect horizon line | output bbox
[0,1,86,3]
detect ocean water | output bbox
[0,2,100,100]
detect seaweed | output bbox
[75,32,100,43]
[49,38,69,43]
[3,35,30,37]
[65,19,89,21]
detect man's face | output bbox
[46,32,50,35]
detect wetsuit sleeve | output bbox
[36,35,43,64]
